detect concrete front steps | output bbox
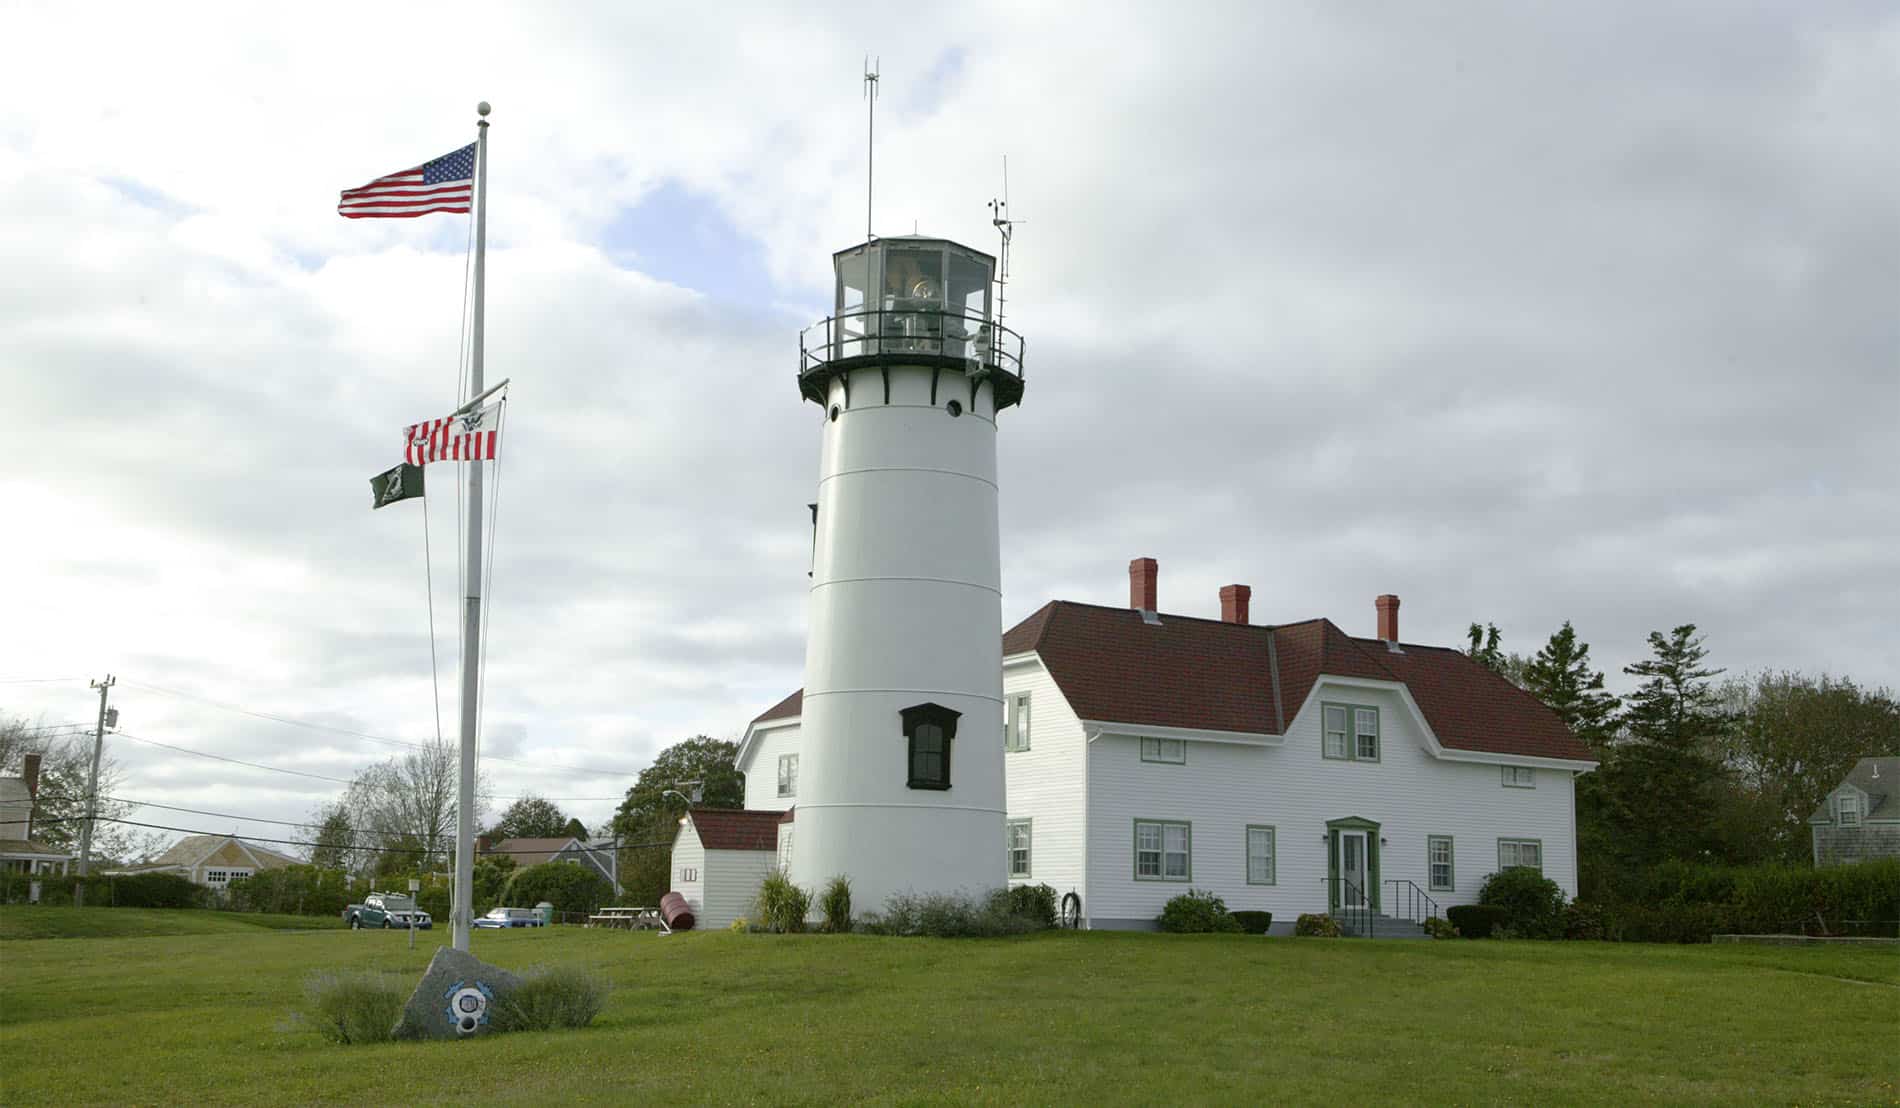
[1340,913,1430,939]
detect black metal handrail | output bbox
[1383,879,1441,926]
[799,308,1026,380]
[1321,876,1372,939]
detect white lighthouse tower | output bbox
[790,236,1026,912]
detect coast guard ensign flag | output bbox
[405,403,501,464]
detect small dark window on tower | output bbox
[946,399,963,418]
[900,702,960,790]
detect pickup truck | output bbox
[342,893,433,930]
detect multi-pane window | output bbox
[1838,794,1861,826]
[1140,737,1186,764]
[1007,819,1032,878]
[205,869,250,887]
[1428,835,1454,891]
[1323,704,1379,761]
[1501,765,1536,788]
[1498,838,1542,873]
[1005,693,1032,752]
[1246,826,1276,885]
[1324,706,1348,759]
[1135,820,1190,880]
[901,703,959,790]
[777,753,799,798]
[1354,709,1379,759]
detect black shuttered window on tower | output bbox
[901,702,960,790]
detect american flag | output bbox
[338,144,476,219]
[404,402,501,464]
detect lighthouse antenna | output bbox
[988,155,1024,331]
[863,56,880,243]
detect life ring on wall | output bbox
[1059,891,1082,930]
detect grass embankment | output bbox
[0,906,342,940]
[0,908,1894,1105]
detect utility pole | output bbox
[74,674,115,908]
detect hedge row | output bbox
[0,870,206,908]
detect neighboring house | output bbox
[1810,757,1900,866]
[105,834,300,890]
[479,836,621,894]
[669,808,787,929]
[735,561,1597,933]
[0,754,74,877]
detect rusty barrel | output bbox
[660,891,696,931]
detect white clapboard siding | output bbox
[700,849,779,930]
[671,822,706,920]
[741,722,801,812]
[1001,658,1086,901]
[1084,678,1580,929]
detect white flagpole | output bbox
[452,100,491,952]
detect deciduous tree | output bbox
[609,735,745,905]
[487,795,568,840]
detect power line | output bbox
[113,731,356,784]
[0,676,88,685]
[119,678,639,778]
[103,730,631,802]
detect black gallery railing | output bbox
[800,308,1026,380]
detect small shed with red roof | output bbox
[669,807,791,929]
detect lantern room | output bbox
[799,235,1025,410]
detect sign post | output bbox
[409,878,421,950]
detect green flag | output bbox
[370,462,424,510]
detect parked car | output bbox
[475,906,544,929]
[342,893,433,930]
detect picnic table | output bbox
[586,906,667,931]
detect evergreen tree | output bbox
[1464,622,1531,688]
[1466,622,1506,673]
[561,816,589,841]
[1521,622,1620,748]
[306,801,358,872]
[1622,625,1726,749]
[1593,625,1728,871]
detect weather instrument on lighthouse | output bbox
[791,232,1027,909]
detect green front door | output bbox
[1325,817,1381,913]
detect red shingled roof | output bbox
[687,808,782,851]
[1351,638,1590,760]
[757,599,1590,763]
[751,688,803,725]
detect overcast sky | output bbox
[4,2,1896,846]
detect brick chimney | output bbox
[21,752,40,797]
[1376,594,1401,641]
[1129,557,1158,611]
[476,833,496,855]
[1220,584,1251,624]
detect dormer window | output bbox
[901,703,960,790]
[1323,703,1381,762]
[1838,794,1861,826]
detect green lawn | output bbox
[0,910,1894,1106]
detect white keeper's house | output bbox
[729,560,1596,934]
